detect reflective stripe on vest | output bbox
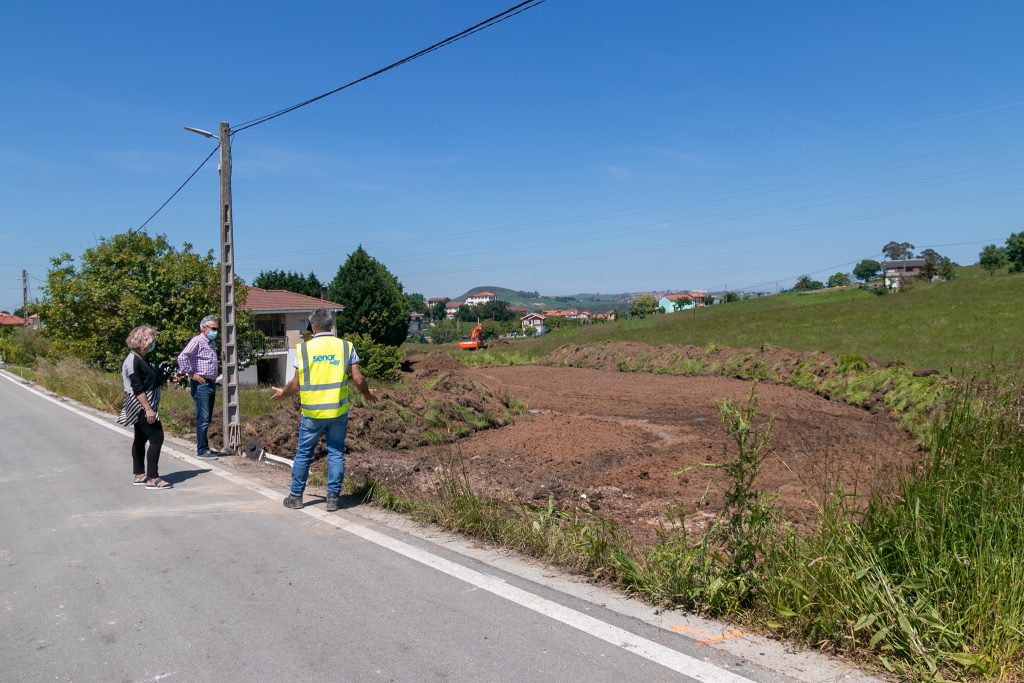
[296,337,351,419]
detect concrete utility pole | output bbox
[21,270,28,327]
[218,122,241,453]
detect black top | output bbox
[121,353,164,396]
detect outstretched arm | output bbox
[349,364,378,402]
[271,373,300,400]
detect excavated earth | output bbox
[186,349,922,545]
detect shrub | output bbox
[0,327,51,366]
[345,332,402,381]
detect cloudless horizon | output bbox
[2,1,1023,312]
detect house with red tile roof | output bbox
[520,312,547,334]
[240,287,343,385]
[444,301,463,319]
[0,312,26,327]
[465,291,498,306]
[658,292,706,313]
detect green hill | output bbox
[452,286,632,313]
[512,269,1024,374]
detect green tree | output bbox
[1005,231,1024,272]
[724,291,740,303]
[979,244,1007,275]
[629,294,660,318]
[882,241,915,261]
[826,272,851,288]
[43,231,262,371]
[939,257,955,280]
[429,319,461,344]
[253,269,323,298]
[404,292,429,314]
[327,246,410,346]
[456,301,514,323]
[429,299,448,321]
[852,259,881,282]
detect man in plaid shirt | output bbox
[176,314,222,458]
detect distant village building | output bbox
[427,296,450,307]
[542,308,579,319]
[444,301,463,319]
[520,312,547,334]
[465,291,498,306]
[658,292,706,313]
[882,260,925,289]
[408,312,429,336]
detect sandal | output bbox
[145,478,173,490]
[133,474,147,486]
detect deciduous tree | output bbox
[1005,231,1024,272]
[882,241,915,261]
[43,231,262,370]
[979,244,1007,275]
[826,272,851,288]
[253,269,323,298]
[629,294,660,317]
[852,259,881,282]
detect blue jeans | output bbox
[190,380,217,454]
[291,413,349,496]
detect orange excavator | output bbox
[458,323,486,351]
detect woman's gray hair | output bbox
[199,314,219,331]
[126,325,156,353]
[308,308,333,332]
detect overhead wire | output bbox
[232,0,546,133]
[133,145,219,234]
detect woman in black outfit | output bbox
[118,325,171,489]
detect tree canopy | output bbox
[253,269,323,298]
[456,299,515,322]
[979,244,1007,276]
[1006,231,1024,272]
[826,272,851,288]
[327,246,410,347]
[629,294,660,317]
[882,241,915,261]
[852,259,881,282]
[404,292,429,314]
[42,231,262,371]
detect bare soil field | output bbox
[191,351,920,546]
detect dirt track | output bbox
[342,357,921,542]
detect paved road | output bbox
[0,371,854,683]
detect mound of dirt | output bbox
[343,361,922,544]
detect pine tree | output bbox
[327,246,410,346]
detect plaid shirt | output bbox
[177,333,219,379]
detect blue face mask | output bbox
[147,341,156,353]
[207,330,218,341]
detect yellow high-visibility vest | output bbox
[296,335,351,419]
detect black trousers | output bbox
[132,419,164,479]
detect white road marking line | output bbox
[0,370,755,682]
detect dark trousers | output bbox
[132,419,164,479]
[190,380,217,454]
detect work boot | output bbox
[326,493,341,512]
[282,494,303,509]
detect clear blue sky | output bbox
[2,1,1023,311]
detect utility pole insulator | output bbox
[219,121,241,453]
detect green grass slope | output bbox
[517,270,1024,374]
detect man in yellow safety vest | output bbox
[271,307,377,511]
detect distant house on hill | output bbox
[520,312,547,334]
[240,286,343,386]
[465,291,498,306]
[882,260,925,289]
[444,301,463,319]
[427,296,450,307]
[658,293,705,313]
[542,308,579,319]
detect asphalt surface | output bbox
[0,371,850,683]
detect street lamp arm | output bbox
[184,126,217,139]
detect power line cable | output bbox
[233,0,546,134]
[133,146,219,233]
